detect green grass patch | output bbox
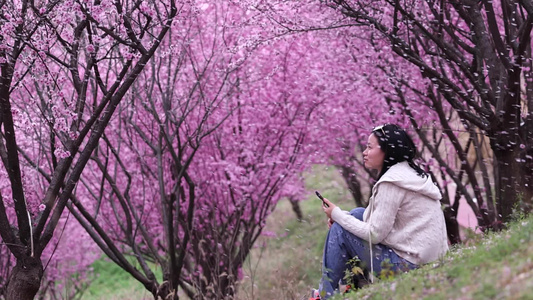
[335,215,533,300]
[237,165,357,300]
[77,165,533,300]
[237,165,533,300]
[83,257,160,300]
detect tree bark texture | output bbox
[338,165,366,208]
[6,256,43,300]
[289,197,304,221]
[493,141,533,222]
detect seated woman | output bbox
[313,124,449,299]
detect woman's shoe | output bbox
[308,288,321,300]
[339,283,351,294]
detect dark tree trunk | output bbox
[218,276,236,300]
[6,256,43,300]
[521,147,533,212]
[443,206,461,245]
[289,197,304,221]
[492,137,533,222]
[337,165,366,207]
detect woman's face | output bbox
[363,133,385,172]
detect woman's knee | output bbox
[328,222,352,241]
[329,222,343,234]
[350,207,365,221]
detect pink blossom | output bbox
[123,51,134,60]
[86,44,95,53]
[53,148,71,159]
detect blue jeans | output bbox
[319,207,417,299]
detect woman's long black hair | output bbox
[372,124,426,180]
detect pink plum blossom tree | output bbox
[62,5,322,296]
[320,0,533,223]
[2,0,530,298]
[0,0,177,298]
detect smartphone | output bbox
[315,191,329,207]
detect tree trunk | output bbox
[520,144,533,213]
[443,206,461,245]
[6,256,43,300]
[289,197,304,221]
[218,276,236,300]
[434,171,462,245]
[337,165,366,207]
[493,140,533,222]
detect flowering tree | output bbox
[3,1,529,299]
[252,0,515,239]
[60,5,324,297]
[0,0,176,298]
[331,32,489,239]
[320,0,533,222]
[35,218,100,299]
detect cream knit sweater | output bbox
[331,161,449,265]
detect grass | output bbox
[335,215,533,300]
[236,165,533,300]
[80,165,351,300]
[236,165,359,300]
[81,165,533,299]
[82,258,156,300]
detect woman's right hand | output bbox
[322,198,336,219]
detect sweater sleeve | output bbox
[331,182,406,244]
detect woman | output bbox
[314,124,448,299]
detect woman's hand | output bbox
[322,198,336,219]
[327,218,334,229]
